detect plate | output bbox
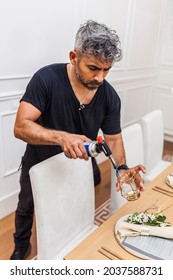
[114,215,173,260]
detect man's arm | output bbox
[103,132,146,191]
[14,101,91,159]
[103,132,126,167]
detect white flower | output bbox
[126,211,168,227]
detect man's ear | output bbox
[69,51,78,65]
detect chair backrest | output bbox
[110,123,144,215]
[141,110,164,171]
[122,123,144,167]
[29,153,95,259]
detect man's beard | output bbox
[75,67,103,91]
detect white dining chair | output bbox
[141,110,171,184]
[29,153,97,260]
[109,123,144,215]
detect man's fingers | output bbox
[133,164,146,174]
[133,173,145,191]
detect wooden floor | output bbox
[0,140,172,260]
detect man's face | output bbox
[75,54,112,91]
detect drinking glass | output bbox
[120,174,140,201]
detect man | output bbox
[11,20,145,260]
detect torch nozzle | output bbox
[96,136,117,169]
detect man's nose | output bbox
[94,71,105,83]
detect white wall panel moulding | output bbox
[0,91,23,101]
[128,0,163,70]
[157,86,173,95]
[124,84,153,92]
[0,74,31,81]
[108,74,157,85]
[0,111,26,177]
[127,66,157,71]
[159,63,173,68]
[159,69,173,87]
[162,0,173,43]
[123,84,153,125]
[162,46,173,63]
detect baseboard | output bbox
[164,134,173,143]
[0,190,19,219]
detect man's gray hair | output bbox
[74,20,122,63]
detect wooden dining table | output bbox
[64,164,173,260]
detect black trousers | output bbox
[13,157,34,248]
[13,156,101,248]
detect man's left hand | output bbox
[116,164,146,192]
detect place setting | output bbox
[99,171,173,260]
[114,201,173,260]
[109,169,173,260]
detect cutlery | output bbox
[98,248,115,260]
[152,186,173,197]
[154,185,173,194]
[99,246,124,260]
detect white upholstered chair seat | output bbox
[29,153,97,260]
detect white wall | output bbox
[153,0,173,142]
[0,0,167,218]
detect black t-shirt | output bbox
[21,63,121,164]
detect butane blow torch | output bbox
[96,136,117,169]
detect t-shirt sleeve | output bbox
[101,87,122,135]
[20,71,49,113]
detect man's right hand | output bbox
[61,132,92,160]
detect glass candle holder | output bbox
[120,174,140,201]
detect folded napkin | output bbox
[165,172,173,188]
[118,221,173,239]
